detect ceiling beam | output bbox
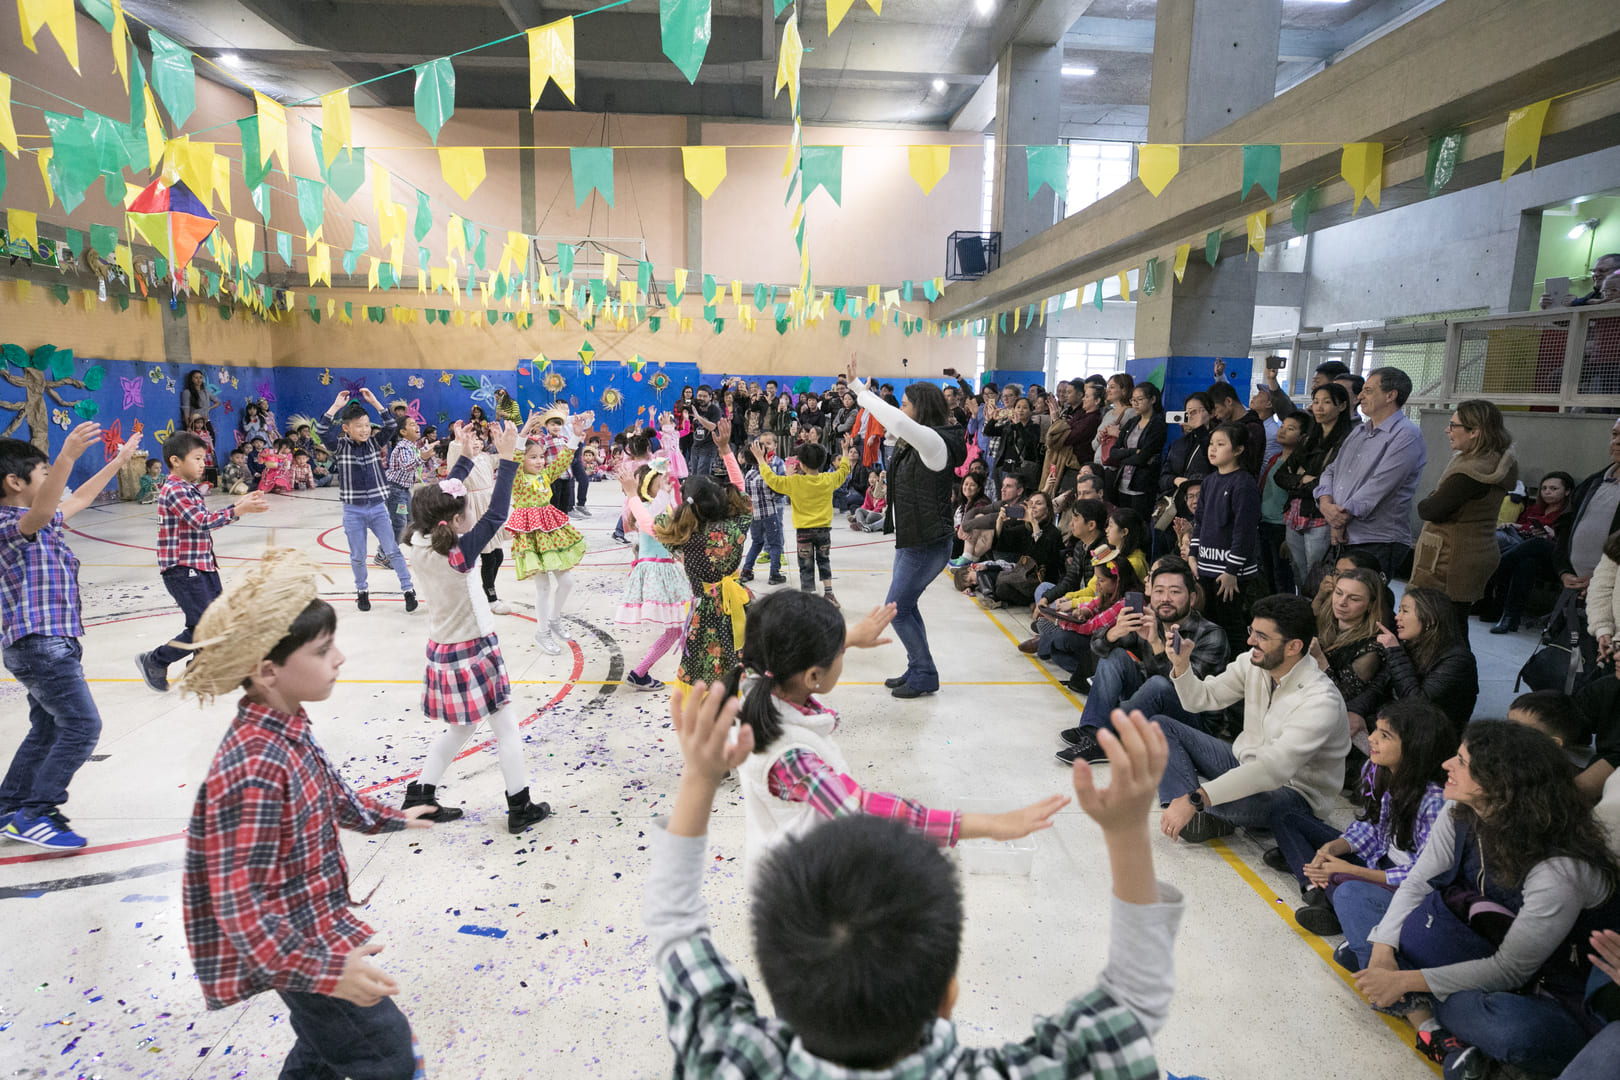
[1064,16,1339,63]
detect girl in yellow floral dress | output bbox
[508,406,588,655]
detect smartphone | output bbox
[1166,411,1188,426]
[1169,626,1183,653]
[1124,591,1145,614]
[1265,354,1287,370]
[1546,275,1571,300]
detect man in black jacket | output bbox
[1056,558,1229,765]
[1208,383,1267,477]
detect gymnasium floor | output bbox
[2,485,1531,1079]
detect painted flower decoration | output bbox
[439,370,453,385]
[255,380,276,404]
[147,365,164,383]
[52,408,70,429]
[470,375,499,412]
[152,420,176,444]
[319,368,333,386]
[408,375,424,389]
[380,382,396,399]
[342,376,367,395]
[100,420,123,461]
[121,377,144,409]
[405,399,425,424]
[165,378,177,394]
[542,371,566,394]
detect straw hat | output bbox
[532,401,570,427]
[177,547,330,704]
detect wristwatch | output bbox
[1188,790,1205,812]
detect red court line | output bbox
[0,830,188,866]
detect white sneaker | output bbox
[490,599,511,615]
[534,628,562,655]
[549,619,574,641]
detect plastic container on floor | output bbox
[953,797,1038,876]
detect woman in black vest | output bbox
[847,360,966,698]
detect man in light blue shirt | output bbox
[1315,367,1428,580]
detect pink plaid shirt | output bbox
[156,476,238,572]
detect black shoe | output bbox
[1489,614,1520,635]
[891,684,934,699]
[1178,811,1237,844]
[766,574,787,585]
[356,591,371,611]
[884,675,909,689]
[1059,726,1090,747]
[401,781,464,822]
[1062,728,1108,763]
[136,652,169,693]
[739,571,755,583]
[1331,941,1358,974]
[404,590,419,613]
[506,787,552,834]
[1065,675,1090,694]
[1262,846,1290,874]
[1295,891,1343,937]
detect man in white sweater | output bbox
[1154,593,1350,845]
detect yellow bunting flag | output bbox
[782,117,801,179]
[827,0,855,35]
[320,88,351,169]
[681,146,728,199]
[140,84,163,169]
[211,152,231,214]
[1502,98,1552,182]
[7,210,37,254]
[1118,271,1131,302]
[620,280,636,308]
[1339,142,1383,214]
[439,147,486,200]
[775,14,803,111]
[110,0,129,91]
[1173,243,1191,283]
[234,218,255,271]
[603,252,618,283]
[0,74,16,156]
[372,165,391,212]
[18,0,78,72]
[1137,144,1180,197]
[1247,210,1266,255]
[379,201,406,246]
[731,279,742,305]
[255,92,288,177]
[528,18,576,107]
[907,145,951,195]
[367,257,379,291]
[114,243,132,281]
[674,267,689,295]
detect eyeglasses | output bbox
[1445,421,1472,431]
[1246,626,1281,643]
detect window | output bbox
[977,135,994,381]
[1061,141,1134,220]
[1053,339,1123,383]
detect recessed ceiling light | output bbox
[220,52,243,67]
[932,78,947,93]
[1062,65,1096,77]
[976,0,995,15]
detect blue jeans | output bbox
[1347,541,1411,582]
[1037,625,1088,671]
[386,483,411,541]
[1270,806,1349,892]
[1560,1019,1618,1080]
[1155,715,1312,827]
[1435,988,1592,1075]
[1079,650,1205,731]
[687,441,718,480]
[275,990,421,1080]
[1332,879,1398,971]
[151,566,223,668]
[0,635,102,816]
[744,513,783,577]
[343,501,412,593]
[886,537,951,692]
[314,472,334,488]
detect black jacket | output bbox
[1380,642,1478,734]
[1092,609,1228,679]
[1274,418,1350,520]
[1160,425,1212,495]
[891,423,968,549]
[1108,411,1167,497]
[985,418,1043,474]
[1556,465,1620,577]
[1048,538,1105,598]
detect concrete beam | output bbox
[930,0,1620,323]
[951,62,999,132]
[1065,16,1335,64]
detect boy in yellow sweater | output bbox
[762,440,854,607]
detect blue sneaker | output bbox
[4,810,88,849]
[0,810,13,836]
[136,651,169,692]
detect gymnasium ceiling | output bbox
[118,0,1447,135]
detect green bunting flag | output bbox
[1205,228,1223,267]
[414,190,432,243]
[923,278,939,301]
[1425,132,1464,197]
[571,147,614,206]
[43,111,96,213]
[754,282,769,309]
[276,230,292,265]
[1025,145,1069,201]
[297,176,326,237]
[800,145,843,205]
[1143,257,1158,297]
[325,144,367,203]
[661,0,712,83]
[148,30,195,126]
[702,273,717,303]
[840,319,851,337]
[1290,184,1321,234]
[65,228,84,259]
[902,280,914,301]
[472,227,486,270]
[414,58,456,144]
[251,180,272,225]
[1240,144,1281,202]
[1093,280,1104,311]
[558,242,576,276]
[90,223,117,258]
[238,115,271,191]
[638,260,653,292]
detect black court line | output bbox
[560,614,625,710]
[0,860,179,899]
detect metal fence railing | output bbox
[1263,308,1620,412]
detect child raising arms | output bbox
[647,683,1182,1079]
[508,405,588,655]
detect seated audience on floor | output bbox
[952,471,1026,566]
[1057,556,1228,764]
[950,473,990,559]
[1511,685,1620,849]
[1022,498,1111,654]
[1153,593,1349,849]
[1309,566,1390,757]
[1158,475,1200,562]
[1350,720,1620,1079]
[965,491,1064,609]
[1190,423,1266,660]
[1587,528,1620,670]
[1555,417,1620,605]
[1476,470,1575,633]
[1373,586,1478,736]
[1027,553,1143,679]
[1267,700,1453,938]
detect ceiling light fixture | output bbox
[1061,65,1096,77]
[976,0,995,15]
[1569,217,1601,240]
[932,78,947,93]
[220,52,243,67]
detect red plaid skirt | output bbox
[422,634,510,725]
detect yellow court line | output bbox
[0,677,1053,687]
[971,600,1086,711]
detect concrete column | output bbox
[518,111,537,234]
[1137,0,1281,405]
[987,43,1061,382]
[684,117,703,289]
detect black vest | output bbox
[890,424,967,549]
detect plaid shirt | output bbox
[646,826,1178,1080]
[1341,763,1447,886]
[156,476,237,572]
[385,440,425,488]
[768,747,961,847]
[744,456,787,521]
[182,698,409,1010]
[0,506,82,646]
[314,411,397,505]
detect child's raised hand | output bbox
[715,417,732,445]
[61,421,102,460]
[671,680,750,788]
[845,603,897,650]
[235,491,270,515]
[1071,710,1167,835]
[114,429,145,462]
[493,420,522,459]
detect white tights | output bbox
[419,705,529,796]
[534,569,574,625]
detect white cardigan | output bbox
[1586,553,1620,642]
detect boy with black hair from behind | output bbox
[178,548,435,1078]
[645,682,1184,1079]
[314,387,417,612]
[137,432,269,693]
[0,424,143,849]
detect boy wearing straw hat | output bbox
[179,548,434,1077]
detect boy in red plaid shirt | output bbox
[137,433,268,693]
[179,548,435,1079]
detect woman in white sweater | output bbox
[1585,529,1620,664]
[1351,720,1619,1078]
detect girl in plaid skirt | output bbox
[400,419,553,834]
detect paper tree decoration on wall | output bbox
[0,343,105,451]
[126,179,218,284]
